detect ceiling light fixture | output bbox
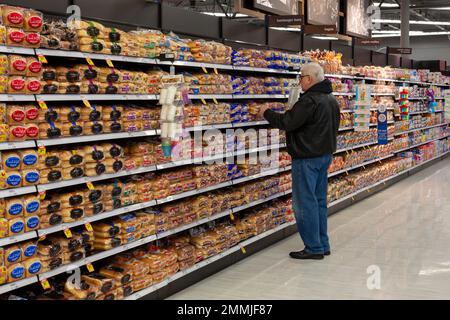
[372,19,450,26]
[201,12,248,18]
[372,2,399,7]
[269,27,301,32]
[311,36,339,40]
[372,31,450,37]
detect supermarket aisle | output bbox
[167,157,450,300]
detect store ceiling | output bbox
[165,0,450,34]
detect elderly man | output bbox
[258,63,340,260]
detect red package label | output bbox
[27,80,41,92]
[28,61,42,74]
[26,33,40,45]
[26,108,39,120]
[12,126,26,138]
[11,79,25,91]
[28,16,43,29]
[11,109,26,122]
[13,59,27,72]
[9,31,25,43]
[7,12,24,25]
[26,125,39,138]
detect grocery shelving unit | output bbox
[0,42,449,300]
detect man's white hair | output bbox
[301,63,325,83]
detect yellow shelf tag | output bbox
[201,66,208,73]
[230,213,235,221]
[212,98,218,105]
[41,279,50,290]
[38,145,46,156]
[106,59,114,68]
[38,100,48,110]
[38,235,46,242]
[64,228,73,238]
[71,150,78,155]
[241,247,246,254]
[39,191,46,200]
[86,182,95,190]
[86,57,95,66]
[351,196,355,201]
[200,98,206,105]
[83,100,91,108]
[37,54,48,64]
[213,68,218,75]
[85,222,93,232]
[86,263,95,273]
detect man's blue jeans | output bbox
[291,154,332,254]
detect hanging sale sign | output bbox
[377,105,388,145]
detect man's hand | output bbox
[258,105,271,119]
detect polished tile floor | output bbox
[168,157,450,300]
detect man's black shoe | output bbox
[289,250,324,260]
[324,251,331,256]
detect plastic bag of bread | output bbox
[3,170,23,189]
[0,55,6,75]
[99,265,132,286]
[56,66,80,83]
[74,64,99,81]
[7,263,25,282]
[25,77,41,94]
[80,145,105,163]
[60,206,84,223]
[8,76,26,94]
[24,9,43,32]
[40,194,61,215]
[64,278,97,300]
[82,274,115,294]
[25,56,42,77]
[84,186,104,204]
[24,31,41,48]
[1,6,25,28]
[8,55,27,75]
[6,27,25,46]
[85,201,104,216]
[60,191,84,208]
[0,75,7,93]
[22,169,40,186]
[61,121,84,137]
[60,150,85,167]
[103,158,123,174]
[38,150,62,170]
[58,106,81,123]
[84,161,106,176]
[39,212,62,228]
[80,80,100,94]
[39,121,62,139]
[102,105,123,121]
[58,82,80,94]
[103,119,122,133]
[25,214,39,231]
[83,120,104,135]
[2,150,22,171]
[81,105,102,122]
[41,81,59,94]
[40,167,62,184]
[6,104,26,124]
[22,105,39,123]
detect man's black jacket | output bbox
[264,79,340,159]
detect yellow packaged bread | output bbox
[4,245,22,267]
[0,218,8,238]
[4,170,22,188]
[22,169,40,186]
[19,149,38,170]
[1,151,21,171]
[7,263,25,282]
[25,215,40,231]
[24,257,42,277]
[5,197,23,219]
[9,217,24,235]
